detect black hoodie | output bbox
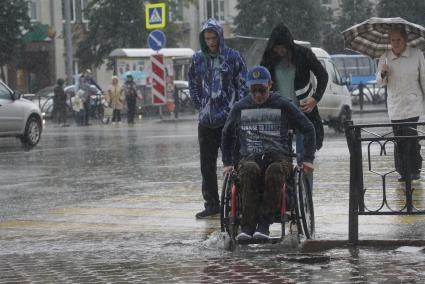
[260,23,328,150]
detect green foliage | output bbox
[322,0,373,54]
[377,0,425,26]
[234,0,325,45]
[338,0,373,31]
[0,0,30,68]
[76,0,190,69]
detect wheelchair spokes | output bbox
[220,166,315,248]
[295,168,315,239]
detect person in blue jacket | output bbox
[221,66,316,240]
[189,18,247,219]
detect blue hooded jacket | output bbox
[188,19,247,128]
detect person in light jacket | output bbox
[107,76,124,123]
[376,26,425,181]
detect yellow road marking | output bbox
[0,220,218,233]
[50,207,199,218]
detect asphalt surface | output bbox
[1,111,425,283]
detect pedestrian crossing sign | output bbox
[145,3,166,29]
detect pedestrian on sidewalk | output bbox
[107,76,124,124]
[260,23,328,192]
[376,26,425,181]
[72,89,85,126]
[124,74,137,124]
[188,18,247,219]
[53,78,69,127]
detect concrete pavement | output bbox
[1,117,425,283]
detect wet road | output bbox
[1,113,425,283]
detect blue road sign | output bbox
[147,30,166,51]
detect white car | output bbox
[0,81,43,147]
[312,47,353,132]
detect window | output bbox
[0,83,12,100]
[28,0,38,22]
[62,0,76,23]
[207,0,225,22]
[169,0,183,22]
[81,0,90,23]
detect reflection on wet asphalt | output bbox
[1,117,425,282]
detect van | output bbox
[226,36,352,132]
[312,48,352,132]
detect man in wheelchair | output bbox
[221,66,316,241]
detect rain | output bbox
[1,0,425,283]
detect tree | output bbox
[234,0,325,45]
[76,0,189,69]
[322,0,373,54]
[0,0,30,81]
[377,0,425,27]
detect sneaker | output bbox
[236,231,252,241]
[253,223,270,240]
[195,207,219,219]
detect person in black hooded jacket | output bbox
[260,23,328,191]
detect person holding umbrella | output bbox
[376,26,425,181]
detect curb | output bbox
[157,118,197,123]
[301,239,425,252]
[353,108,387,114]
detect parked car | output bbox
[29,84,102,119]
[0,80,43,147]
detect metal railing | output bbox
[345,120,425,244]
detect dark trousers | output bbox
[57,106,67,125]
[198,124,223,211]
[238,159,291,232]
[127,98,136,124]
[392,116,422,177]
[112,109,121,122]
[83,102,90,125]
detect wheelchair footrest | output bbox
[236,237,282,245]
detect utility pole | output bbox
[64,0,73,85]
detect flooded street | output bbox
[1,114,425,283]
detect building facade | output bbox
[10,0,377,93]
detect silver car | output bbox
[0,81,43,147]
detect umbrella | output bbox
[342,17,425,58]
[121,70,145,80]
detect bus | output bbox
[331,54,384,104]
[331,54,377,89]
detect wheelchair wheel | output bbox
[295,168,315,239]
[220,170,240,246]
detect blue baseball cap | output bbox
[246,66,271,87]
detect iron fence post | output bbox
[345,121,363,245]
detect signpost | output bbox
[145,3,170,118]
[147,30,166,51]
[151,54,166,106]
[145,3,166,29]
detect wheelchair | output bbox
[220,143,315,248]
